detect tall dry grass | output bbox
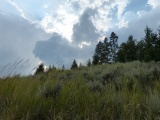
[0,61,160,119]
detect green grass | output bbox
[0,61,160,120]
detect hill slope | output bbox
[0,61,160,120]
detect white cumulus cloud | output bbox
[148,0,160,8]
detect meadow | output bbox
[0,61,160,120]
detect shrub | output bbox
[88,81,103,93]
[39,82,62,99]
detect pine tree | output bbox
[137,40,145,61]
[92,42,102,65]
[71,59,78,69]
[48,65,56,72]
[79,63,82,68]
[125,35,137,62]
[98,41,103,64]
[143,26,154,62]
[117,42,126,62]
[116,26,160,62]
[101,37,110,64]
[117,35,137,62]
[62,65,65,71]
[154,27,160,61]
[87,59,92,67]
[35,63,44,75]
[92,55,99,65]
[109,32,118,63]
[92,37,110,65]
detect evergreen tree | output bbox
[62,65,65,71]
[117,26,160,63]
[137,40,145,61]
[99,41,104,64]
[92,42,102,65]
[48,65,56,71]
[79,63,85,69]
[47,65,52,72]
[155,27,160,61]
[117,35,137,62]
[143,26,154,62]
[101,37,110,64]
[150,33,158,61]
[92,37,110,65]
[71,59,78,69]
[92,54,99,65]
[125,35,137,62]
[117,43,126,62]
[87,59,92,67]
[109,32,118,63]
[35,63,44,75]
[79,63,83,68]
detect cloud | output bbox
[32,0,131,68]
[40,12,78,41]
[34,0,160,68]
[72,8,100,44]
[7,0,28,20]
[1,0,160,76]
[0,14,50,76]
[33,8,103,68]
[71,1,81,11]
[148,0,160,8]
[125,0,151,12]
[38,0,130,41]
[107,6,160,44]
[33,33,73,67]
[114,0,130,19]
[33,33,95,68]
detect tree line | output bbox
[92,32,118,65]
[118,26,160,62]
[92,26,160,64]
[35,26,160,74]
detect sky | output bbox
[0,0,160,76]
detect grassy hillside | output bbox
[0,61,160,120]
